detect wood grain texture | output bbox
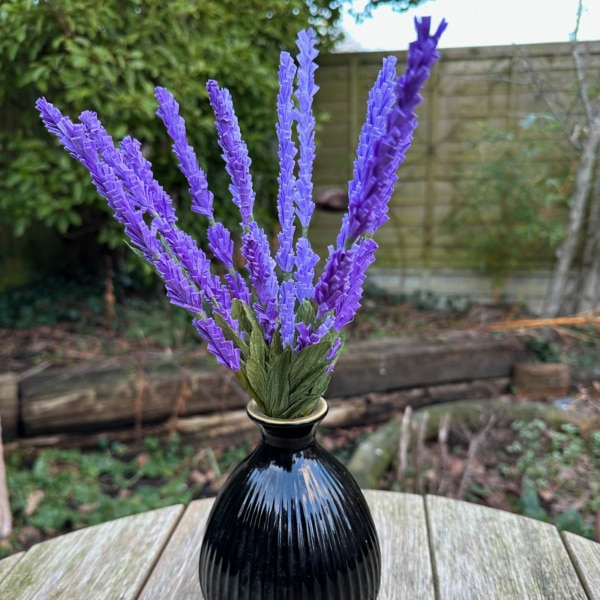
[365,490,434,600]
[0,504,183,600]
[1,491,599,598]
[427,495,587,599]
[139,498,213,600]
[0,551,23,583]
[563,531,600,600]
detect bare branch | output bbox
[396,406,412,484]
[570,1,595,127]
[457,416,495,500]
[0,417,12,539]
[516,47,582,151]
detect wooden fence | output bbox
[309,40,600,308]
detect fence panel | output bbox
[309,41,600,304]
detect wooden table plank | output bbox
[563,531,600,600]
[427,495,587,599]
[139,498,212,599]
[0,551,24,584]
[365,489,435,600]
[0,504,184,600]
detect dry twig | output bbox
[414,411,429,494]
[168,375,192,437]
[133,367,148,445]
[0,417,12,538]
[488,312,600,331]
[457,416,496,500]
[396,406,412,484]
[437,413,452,495]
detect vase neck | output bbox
[246,398,328,450]
[259,423,318,449]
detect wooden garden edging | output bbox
[1,336,523,442]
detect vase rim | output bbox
[247,397,328,426]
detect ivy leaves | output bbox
[216,299,338,419]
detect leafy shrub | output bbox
[0,0,340,264]
[499,419,600,539]
[445,121,570,292]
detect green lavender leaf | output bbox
[233,368,266,414]
[231,299,253,337]
[245,356,267,403]
[288,367,327,404]
[289,339,335,388]
[269,328,283,361]
[265,348,292,417]
[241,300,262,333]
[249,322,267,365]
[296,299,316,325]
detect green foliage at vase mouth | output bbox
[216,299,339,419]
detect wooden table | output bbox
[1,490,599,599]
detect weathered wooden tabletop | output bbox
[1,490,598,599]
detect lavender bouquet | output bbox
[36,17,446,419]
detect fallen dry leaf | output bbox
[25,490,45,516]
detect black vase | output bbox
[198,397,381,599]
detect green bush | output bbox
[0,0,340,261]
[446,121,570,292]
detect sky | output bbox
[339,0,600,51]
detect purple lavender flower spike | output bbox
[194,317,241,371]
[295,315,333,352]
[225,272,252,306]
[208,222,235,270]
[36,20,447,418]
[334,237,378,331]
[36,102,154,260]
[314,246,354,318]
[79,110,177,228]
[279,279,297,348]
[86,122,177,231]
[242,221,279,339]
[340,17,446,247]
[325,337,343,372]
[337,56,397,248]
[119,135,178,224]
[317,17,445,328]
[36,98,90,164]
[82,114,233,323]
[81,118,230,320]
[206,80,255,228]
[154,252,204,315]
[294,237,318,303]
[275,52,298,274]
[155,87,215,220]
[368,17,448,234]
[161,226,234,319]
[294,28,319,231]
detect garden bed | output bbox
[1,288,599,557]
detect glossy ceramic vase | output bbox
[198,397,381,599]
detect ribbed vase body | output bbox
[198,398,381,599]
